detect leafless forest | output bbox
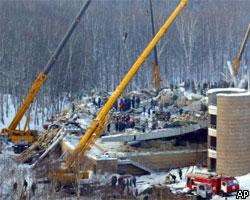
[0,0,249,120]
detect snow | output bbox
[217,92,250,97]
[207,88,245,94]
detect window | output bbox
[210,136,217,150]
[210,114,217,128]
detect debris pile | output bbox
[16,86,208,164]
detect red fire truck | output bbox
[186,173,240,196]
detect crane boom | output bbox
[232,22,250,77]
[65,0,188,169]
[2,0,91,139]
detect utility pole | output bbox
[149,0,161,91]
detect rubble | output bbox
[16,87,208,169]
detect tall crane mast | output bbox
[149,0,161,91]
[1,0,91,144]
[232,22,250,77]
[51,0,188,183]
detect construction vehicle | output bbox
[186,173,240,197]
[1,0,91,150]
[49,0,188,186]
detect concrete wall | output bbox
[86,156,118,174]
[217,93,250,176]
[129,150,207,171]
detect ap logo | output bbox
[236,190,250,199]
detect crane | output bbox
[50,0,188,183]
[149,0,161,91]
[232,22,250,78]
[1,0,91,145]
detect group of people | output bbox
[114,114,136,132]
[92,95,141,112]
[114,96,141,112]
[111,175,138,197]
[13,179,37,198]
[92,97,102,108]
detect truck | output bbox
[186,173,240,197]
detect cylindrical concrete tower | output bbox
[217,93,250,176]
[207,88,245,172]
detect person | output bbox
[118,176,123,186]
[124,98,131,111]
[72,102,75,113]
[118,99,124,112]
[23,179,28,191]
[147,107,151,116]
[31,182,37,195]
[126,178,129,187]
[129,118,135,128]
[13,182,17,192]
[131,96,135,108]
[132,176,136,187]
[135,97,140,108]
[111,176,117,187]
[92,97,97,106]
[178,168,183,180]
[179,108,183,115]
[107,123,111,132]
[115,117,118,131]
[135,188,138,197]
[97,97,102,108]
[114,100,118,110]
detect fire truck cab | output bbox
[186,173,239,197]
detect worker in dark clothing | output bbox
[147,107,151,116]
[132,176,136,187]
[119,99,124,111]
[23,179,28,191]
[118,176,123,186]
[131,96,135,108]
[179,108,183,115]
[107,123,111,132]
[178,168,183,180]
[115,118,119,132]
[72,102,75,113]
[135,97,140,108]
[111,176,117,187]
[31,182,37,195]
[114,100,118,110]
[97,97,101,108]
[13,182,17,192]
[126,178,129,187]
[135,188,138,197]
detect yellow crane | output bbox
[1,0,91,146]
[51,0,188,183]
[232,22,250,77]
